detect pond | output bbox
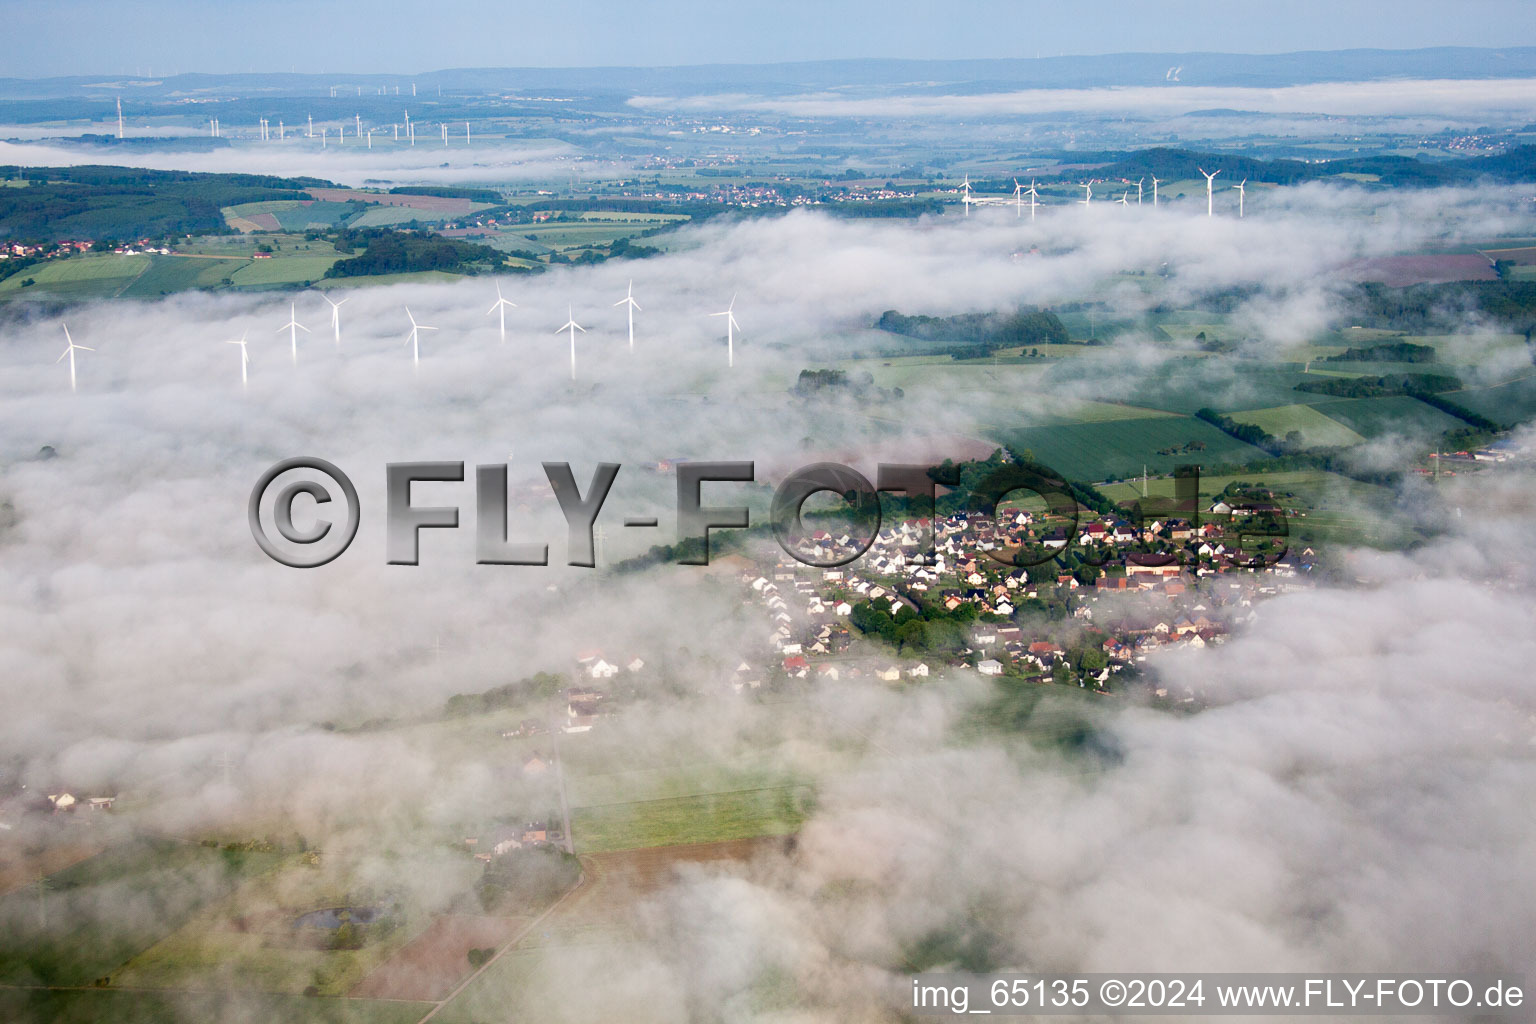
[293,905,385,930]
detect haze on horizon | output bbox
[3,0,1536,79]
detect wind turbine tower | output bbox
[486,283,517,343]
[1199,167,1221,217]
[1026,179,1040,222]
[1151,175,1161,207]
[1012,179,1024,218]
[1234,178,1247,218]
[1079,183,1092,206]
[614,280,641,352]
[324,294,347,347]
[57,324,93,393]
[710,294,741,368]
[227,332,251,387]
[116,96,124,139]
[277,303,309,364]
[404,306,437,368]
[555,306,586,380]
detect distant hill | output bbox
[2,47,1536,101]
[1006,146,1536,189]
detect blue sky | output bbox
[3,0,1535,78]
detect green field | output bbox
[1039,357,1324,416]
[570,786,815,854]
[230,254,343,287]
[1228,403,1368,447]
[1306,396,1465,438]
[1448,376,1536,428]
[119,255,250,297]
[0,839,283,987]
[0,254,148,298]
[0,989,429,1024]
[997,415,1270,482]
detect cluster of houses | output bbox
[465,819,561,861]
[735,503,1316,689]
[1,240,173,261]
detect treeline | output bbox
[1011,145,1536,190]
[1324,341,1437,363]
[0,164,328,242]
[1294,372,1462,398]
[876,307,1072,353]
[325,228,507,277]
[1345,280,1536,334]
[389,185,503,203]
[443,672,564,718]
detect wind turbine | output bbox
[555,306,586,380]
[1233,178,1247,218]
[56,324,93,393]
[486,282,517,343]
[1137,177,1145,205]
[960,174,972,217]
[1025,179,1040,222]
[614,280,641,352]
[227,331,251,387]
[710,294,741,368]
[1012,178,1024,218]
[1199,167,1221,217]
[1116,190,1130,206]
[1078,183,1092,207]
[404,306,437,367]
[323,294,347,347]
[1151,175,1161,207]
[277,302,309,365]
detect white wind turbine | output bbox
[614,280,641,352]
[710,294,741,368]
[1151,175,1162,207]
[277,302,309,365]
[404,306,437,367]
[227,331,251,387]
[486,282,517,344]
[56,324,93,393]
[1116,190,1130,206]
[323,294,348,347]
[1199,167,1221,217]
[960,174,972,217]
[1137,177,1145,205]
[1025,179,1040,222]
[1233,178,1247,218]
[555,306,586,380]
[1078,183,1093,206]
[1012,178,1024,218]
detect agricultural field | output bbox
[0,253,148,299]
[111,846,478,997]
[0,989,430,1024]
[1448,376,1536,427]
[229,253,342,287]
[118,255,249,297]
[0,837,284,987]
[1227,403,1367,447]
[997,415,1270,482]
[1305,395,1466,439]
[434,839,789,1024]
[569,786,814,854]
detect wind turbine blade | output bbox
[56,349,69,363]
[76,345,94,351]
